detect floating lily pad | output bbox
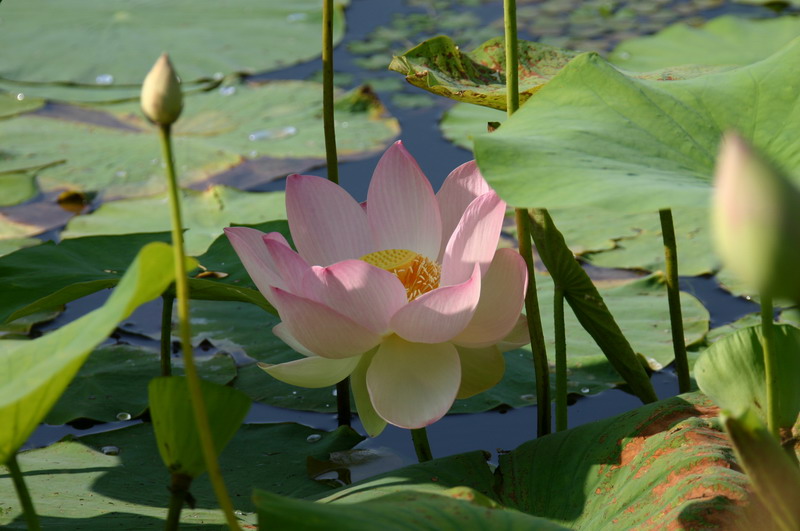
[474,39,800,216]
[389,36,580,111]
[609,15,800,71]
[0,0,349,88]
[62,186,286,256]
[0,93,43,118]
[0,309,61,338]
[0,223,288,326]
[0,82,399,198]
[0,237,39,257]
[0,171,37,207]
[0,422,364,528]
[45,345,237,425]
[495,392,750,528]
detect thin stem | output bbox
[554,287,567,432]
[503,0,519,115]
[160,294,175,377]
[761,293,779,438]
[322,0,351,426]
[659,209,690,393]
[516,210,551,437]
[410,427,433,463]
[7,454,41,531]
[322,0,339,185]
[165,473,192,531]
[336,377,351,427]
[159,125,241,531]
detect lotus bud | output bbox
[712,132,800,301]
[140,53,183,125]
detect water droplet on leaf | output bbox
[306,434,322,443]
[116,412,132,421]
[219,86,236,96]
[16,93,24,101]
[101,446,120,455]
[520,394,535,401]
[580,387,591,393]
[287,12,308,22]
[95,74,114,85]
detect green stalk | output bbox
[411,427,433,463]
[554,287,567,432]
[760,293,779,438]
[322,0,339,186]
[160,294,175,377]
[516,211,551,436]
[505,0,550,436]
[158,125,241,530]
[165,473,192,531]
[659,209,690,393]
[323,0,351,426]
[7,454,41,531]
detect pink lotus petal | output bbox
[389,264,481,343]
[436,161,491,261]
[300,259,408,334]
[224,227,290,298]
[350,348,387,437]
[366,335,460,429]
[286,174,375,265]
[453,248,528,348]
[497,314,531,352]
[441,191,506,286]
[272,322,316,357]
[455,345,505,399]
[367,141,442,260]
[258,354,360,388]
[263,237,311,296]
[270,288,381,359]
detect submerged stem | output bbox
[7,454,41,531]
[516,210,552,436]
[760,293,780,438]
[160,294,175,377]
[411,427,433,463]
[165,473,192,531]
[554,287,567,432]
[159,125,241,530]
[659,209,690,393]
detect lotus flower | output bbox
[225,141,528,435]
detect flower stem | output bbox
[322,0,339,186]
[554,286,567,432]
[760,293,779,438]
[322,0,352,427]
[160,294,175,377]
[659,209,690,393]
[158,124,240,530]
[506,0,550,437]
[7,454,41,531]
[411,427,433,463]
[516,210,552,437]
[165,473,192,531]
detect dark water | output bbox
[24,0,769,474]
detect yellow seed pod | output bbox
[140,53,183,125]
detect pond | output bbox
[1,0,799,528]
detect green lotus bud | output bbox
[712,132,800,301]
[140,53,183,125]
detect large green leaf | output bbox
[149,376,250,478]
[0,82,398,198]
[528,209,656,403]
[0,223,286,325]
[44,345,237,425]
[495,392,750,529]
[0,172,37,208]
[0,0,348,87]
[255,487,570,530]
[0,242,183,464]
[609,15,800,72]
[389,36,579,111]
[0,422,363,528]
[722,408,800,530]
[695,324,800,430]
[62,186,286,256]
[474,38,800,214]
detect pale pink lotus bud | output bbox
[140,53,183,125]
